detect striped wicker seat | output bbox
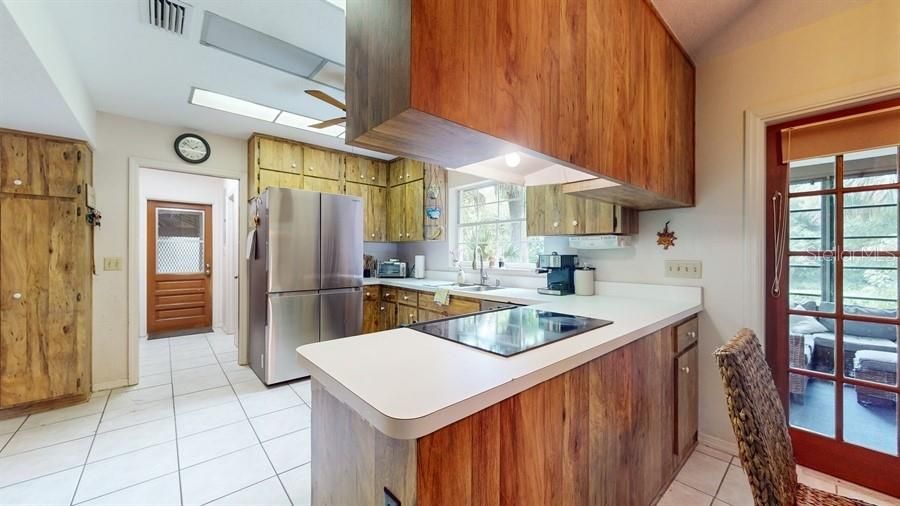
[714,329,873,506]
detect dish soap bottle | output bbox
[456,263,466,284]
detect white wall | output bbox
[92,112,247,390]
[138,168,236,337]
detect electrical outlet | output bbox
[665,260,702,279]
[103,257,123,271]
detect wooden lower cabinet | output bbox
[378,302,397,331]
[397,306,419,326]
[676,345,699,458]
[417,309,444,322]
[360,285,482,333]
[311,317,699,505]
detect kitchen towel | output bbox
[433,288,450,306]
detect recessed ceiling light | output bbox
[504,152,521,168]
[190,88,279,121]
[275,111,345,137]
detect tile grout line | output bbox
[209,333,295,506]
[710,456,734,502]
[0,411,29,454]
[168,336,186,506]
[68,387,112,506]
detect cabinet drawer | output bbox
[363,286,381,301]
[418,294,480,316]
[381,287,398,303]
[674,318,698,353]
[398,289,418,306]
[418,309,444,322]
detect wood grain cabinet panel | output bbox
[345,0,694,210]
[397,307,418,326]
[346,158,389,187]
[389,159,424,186]
[378,301,397,331]
[526,184,637,236]
[403,182,424,241]
[676,345,699,458]
[302,146,343,180]
[44,140,82,198]
[363,299,381,334]
[346,183,387,242]
[303,176,342,195]
[387,185,406,242]
[257,137,303,174]
[0,134,44,196]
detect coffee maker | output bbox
[536,253,578,295]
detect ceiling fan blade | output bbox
[309,117,347,129]
[305,89,346,111]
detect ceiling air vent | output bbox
[144,0,192,36]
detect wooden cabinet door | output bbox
[369,161,388,187]
[303,176,343,194]
[560,193,584,235]
[362,300,380,334]
[44,140,82,198]
[0,134,44,196]
[583,199,616,234]
[345,156,366,183]
[404,182,424,241]
[389,159,424,186]
[258,169,281,195]
[378,301,397,331]
[397,307,418,326]
[675,345,699,458]
[258,138,302,174]
[418,309,445,322]
[368,186,387,241]
[1,197,84,407]
[303,147,343,180]
[387,184,405,241]
[525,185,547,236]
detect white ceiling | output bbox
[34,0,392,158]
[650,0,757,57]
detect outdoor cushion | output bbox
[818,302,896,341]
[811,332,898,354]
[854,349,897,373]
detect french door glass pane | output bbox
[789,317,835,374]
[843,256,898,313]
[843,147,899,188]
[156,208,204,274]
[789,256,835,310]
[843,320,898,386]
[790,373,835,437]
[789,156,835,192]
[790,195,834,252]
[843,384,898,456]
[843,189,898,251]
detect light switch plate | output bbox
[665,260,702,279]
[103,257,123,271]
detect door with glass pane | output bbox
[766,100,900,497]
[147,201,213,338]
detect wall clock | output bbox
[174,133,211,164]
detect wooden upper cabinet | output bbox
[346,182,387,241]
[387,184,405,241]
[0,134,43,195]
[346,157,388,187]
[389,159,424,186]
[257,137,303,174]
[45,140,83,198]
[303,146,343,180]
[345,0,694,210]
[526,184,637,236]
[303,176,343,195]
[404,181,424,241]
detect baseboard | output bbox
[698,432,739,457]
[93,379,130,392]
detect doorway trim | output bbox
[127,156,248,385]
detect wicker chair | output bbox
[714,329,873,505]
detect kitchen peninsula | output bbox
[296,281,702,505]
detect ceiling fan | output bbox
[304,90,346,129]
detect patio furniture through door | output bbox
[765,98,900,497]
[147,200,213,338]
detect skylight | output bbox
[190,88,279,122]
[188,87,344,137]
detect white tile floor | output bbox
[659,444,900,506]
[0,331,896,506]
[0,332,310,506]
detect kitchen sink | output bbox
[454,284,504,292]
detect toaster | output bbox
[377,260,407,278]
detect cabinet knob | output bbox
[291,162,297,168]
[371,233,376,238]
[360,174,365,179]
[13,179,22,186]
[406,173,411,178]
[553,221,559,228]
[572,220,578,226]
[687,331,697,339]
[409,313,414,318]
[12,292,22,300]
[403,296,409,300]
[399,175,404,180]
[406,233,410,237]
[682,366,691,374]
[365,292,371,296]
[371,176,376,181]
[380,306,385,311]
[309,166,314,171]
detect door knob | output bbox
[12,292,22,300]
[205,264,211,276]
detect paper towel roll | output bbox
[574,268,595,296]
[414,255,426,279]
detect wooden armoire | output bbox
[0,129,93,416]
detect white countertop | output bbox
[297,279,703,440]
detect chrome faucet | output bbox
[478,245,489,286]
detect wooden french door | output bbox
[766,99,900,496]
[147,200,212,338]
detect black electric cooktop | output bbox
[407,307,613,357]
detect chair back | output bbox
[715,329,798,505]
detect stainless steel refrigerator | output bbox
[248,188,363,385]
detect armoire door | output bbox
[0,196,84,407]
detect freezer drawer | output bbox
[254,291,320,384]
[320,288,363,342]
